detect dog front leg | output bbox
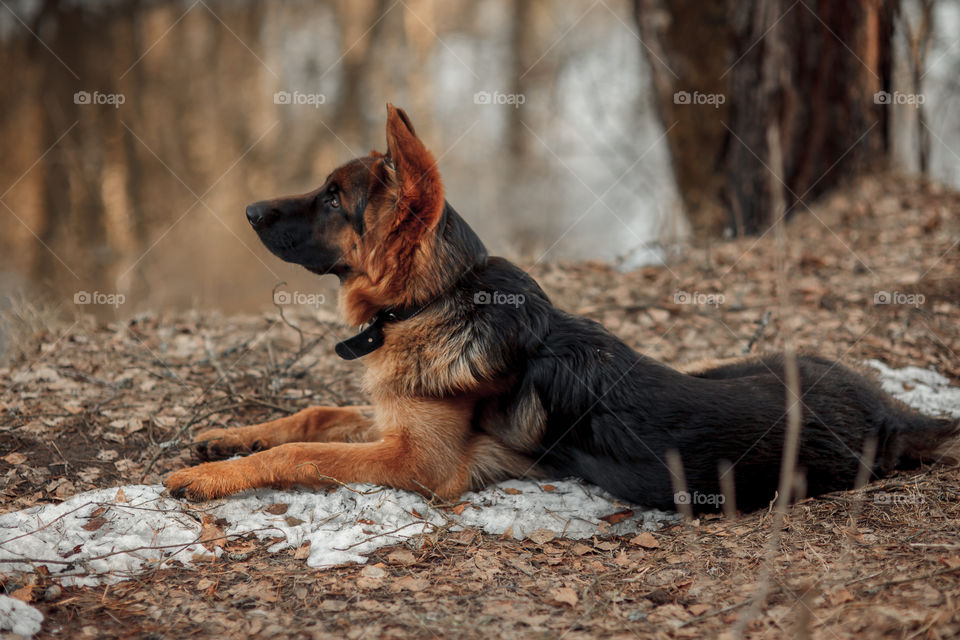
[166,398,476,500]
[192,405,376,459]
[166,437,419,500]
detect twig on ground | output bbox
[863,565,960,593]
[204,334,238,398]
[744,310,772,354]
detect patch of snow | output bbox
[0,480,672,587]
[865,360,960,418]
[0,594,43,638]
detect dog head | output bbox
[247,103,472,325]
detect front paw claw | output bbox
[169,484,189,500]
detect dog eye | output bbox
[330,195,340,208]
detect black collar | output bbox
[335,258,482,361]
[334,305,426,360]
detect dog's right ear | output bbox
[384,103,444,236]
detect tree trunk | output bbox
[634,0,731,237]
[635,0,898,237]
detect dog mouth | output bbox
[256,228,349,277]
[255,227,303,259]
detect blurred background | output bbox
[0,0,957,318]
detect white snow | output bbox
[0,480,670,587]
[0,362,955,621]
[0,594,43,638]
[864,360,960,418]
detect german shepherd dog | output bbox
[165,104,958,512]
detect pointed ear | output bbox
[384,103,444,233]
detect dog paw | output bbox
[192,428,265,460]
[164,461,253,501]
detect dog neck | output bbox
[338,200,488,328]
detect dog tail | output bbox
[892,412,960,467]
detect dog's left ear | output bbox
[385,103,444,234]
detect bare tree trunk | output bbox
[636,0,899,237]
[508,0,534,162]
[333,0,392,154]
[118,5,150,303]
[903,0,933,173]
[31,0,77,285]
[634,0,731,236]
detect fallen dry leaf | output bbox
[527,528,556,544]
[631,532,660,549]
[594,539,619,551]
[10,584,35,603]
[396,576,428,592]
[549,586,578,607]
[387,549,416,565]
[2,452,27,465]
[828,587,854,605]
[361,565,387,579]
[200,515,225,551]
[600,509,634,524]
[294,543,311,560]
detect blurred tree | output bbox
[636,0,899,237]
[31,0,113,286]
[898,0,933,173]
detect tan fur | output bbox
[678,357,747,375]
[165,397,484,501]
[164,105,535,502]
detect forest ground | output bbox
[2,173,960,639]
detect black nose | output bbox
[246,203,268,228]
